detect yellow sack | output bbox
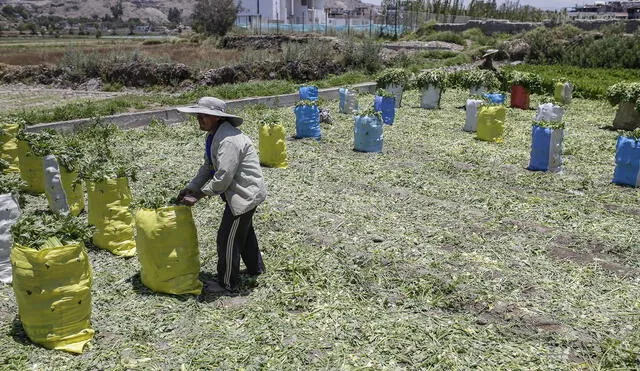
[259,123,288,168]
[0,123,20,174]
[135,206,202,295]
[17,140,45,194]
[10,242,94,354]
[87,177,136,257]
[476,106,506,143]
[60,169,85,217]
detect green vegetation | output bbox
[11,212,93,250]
[2,89,638,368]
[449,69,501,91]
[356,107,382,119]
[508,71,544,94]
[606,82,640,111]
[503,64,640,100]
[414,69,448,90]
[376,68,411,88]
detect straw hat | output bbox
[177,97,243,126]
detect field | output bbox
[1,88,639,369]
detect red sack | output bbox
[510,85,530,110]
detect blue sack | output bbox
[354,115,384,153]
[613,136,640,187]
[294,105,321,139]
[483,93,505,104]
[299,86,318,101]
[374,95,395,125]
[527,125,564,172]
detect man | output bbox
[177,97,267,293]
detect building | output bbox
[236,0,328,27]
[568,1,640,19]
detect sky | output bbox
[360,0,583,10]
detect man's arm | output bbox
[200,140,240,196]
[186,164,213,192]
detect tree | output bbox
[192,0,240,36]
[168,7,182,25]
[111,0,123,21]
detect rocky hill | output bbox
[0,0,197,23]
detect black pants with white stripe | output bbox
[216,204,265,290]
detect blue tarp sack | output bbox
[299,86,319,101]
[613,135,640,187]
[483,93,505,104]
[354,115,384,153]
[294,104,321,139]
[527,125,564,172]
[339,88,358,114]
[374,95,395,125]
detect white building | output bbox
[236,0,327,26]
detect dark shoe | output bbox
[203,280,234,294]
[240,268,265,276]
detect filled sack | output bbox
[135,206,202,295]
[613,135,640,187]
[0,193,20,284]
[339,88,358,114]
[259,123,288,168]
[420,86,442,109]
[11,239,94,353]
[0,123,20,174]
[354,115,384,153]
[464,99,484,132]
[476,106,506,143]
[87,177,136,257]
[17,140,45,194]
[374,95,396,125]
[43,155,85,216]
[294,104,321,139]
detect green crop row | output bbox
[502,64,640,100]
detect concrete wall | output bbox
[433,19,640,34]
[26,82,377,133]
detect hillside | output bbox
[0,0,373,24]
[0,0,197,23]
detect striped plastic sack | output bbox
[354,115,384,153]
[613,136,640,187]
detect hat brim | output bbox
[177,106,243,126]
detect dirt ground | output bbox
[0,83,128,114]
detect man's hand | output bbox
[181,195,199,206]
[177,188,193,201]
[180,190,205,206]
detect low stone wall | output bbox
[434,19,640,34]
[434,20,542,34]
[26,82,378,133]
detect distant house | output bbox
[134,25,151,33]
[236,0,328,26]
[629,7,640,19]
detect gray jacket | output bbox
[187,122,266,216]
